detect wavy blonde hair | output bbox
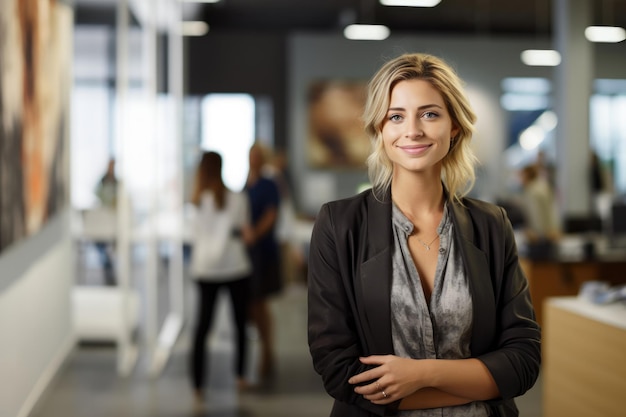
[364,53,478,203]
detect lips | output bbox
[397,143,431,155]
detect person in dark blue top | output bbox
[245,142,283,379]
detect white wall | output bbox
[0,211,75,417]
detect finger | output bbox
[358,355,386,365]
[353,381,381,395]
[348,369,380,385]
[368,390,392,404]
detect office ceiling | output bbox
[74,0,626,38]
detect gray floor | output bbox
[30,244,542,417]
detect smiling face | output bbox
[382,79,459,178]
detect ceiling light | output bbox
[519,126,546,150]
[181,21,209,36]
[344,24,390,40]
[501,77,551,94]
[584,26,626,43]
[500,94,550,111]
[520,49,561,66]
[380,0,442,6]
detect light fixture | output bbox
[181,21,209,36]
[380,0,441,6]
[501,77,552,94]
[344,24,390,40]
[520,49,561,67]
[181,0,221,3]
[584,26,626,43]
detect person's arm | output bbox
[308,204,397,416]
[400,388,471,410]
[252,206,277,242]
[475,208,541,400]
[239,194,255,246]
[251,178,280,242]
[349,355,498,406]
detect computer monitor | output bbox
[609,200,626,248]
[563,215,603,234]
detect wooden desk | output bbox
[519,257,626,327]
[543,297,626,417]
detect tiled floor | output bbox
[30,244,542,417]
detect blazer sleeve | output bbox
[477,207,542,400]
[308,203,399,416]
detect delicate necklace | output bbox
[415,234,439,251]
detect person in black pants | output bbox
[188,151,254,405]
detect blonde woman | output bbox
[307,53,541,417]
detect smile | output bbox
[397,144,431,155]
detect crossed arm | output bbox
[349,355,500,410]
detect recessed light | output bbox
[181,21,209,36]
[344,24,390,41]
[380,0,442,6]
[520,50,561,67]
[584,26,626,43]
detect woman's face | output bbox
[381,79,458,176]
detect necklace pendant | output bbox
[425,245,430,251]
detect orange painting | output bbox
[307,80,370,169]
[0,0,72,252]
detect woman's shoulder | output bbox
[322,188,373,213]
[457,196,507,225]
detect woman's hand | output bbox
[348,355,424,404]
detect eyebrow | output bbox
[387,104,444,112]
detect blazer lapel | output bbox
[450,200,496,354]
[359,191,394,354]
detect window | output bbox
[201,94,255,191]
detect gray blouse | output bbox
[390,203,489,417]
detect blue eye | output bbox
[423,111,438,119]
[389,114,402,122]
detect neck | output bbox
[391,172,445,220]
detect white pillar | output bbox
[553,0,594,218]
[115,0,138,376]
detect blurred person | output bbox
[94,157,118,285]
[96,158,118,208]
[266,148,303,285]
[245,142,283,379]
[519,163,561,245]
[307,52,541,417]
[535,149,556,192]
[589,150,614,219]
[188,151,254,405]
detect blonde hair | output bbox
[363,53,478,203]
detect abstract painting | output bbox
[307,80,370,169]
[0,0,72,253]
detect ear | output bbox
[450,125,460,139]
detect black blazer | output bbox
[307,189,541,417]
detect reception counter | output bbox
[519,254,626,327]
[542,297,626,417]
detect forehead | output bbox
[389,79,445,104]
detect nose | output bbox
[405,117,423,139]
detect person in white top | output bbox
[519,163,561,244]
[189,151,254,404]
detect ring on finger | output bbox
[382,390,388,399]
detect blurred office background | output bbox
[1,1,625,416]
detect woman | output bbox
[307,53,541,417]
[245,142,283,378]
[189,151,253,402]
